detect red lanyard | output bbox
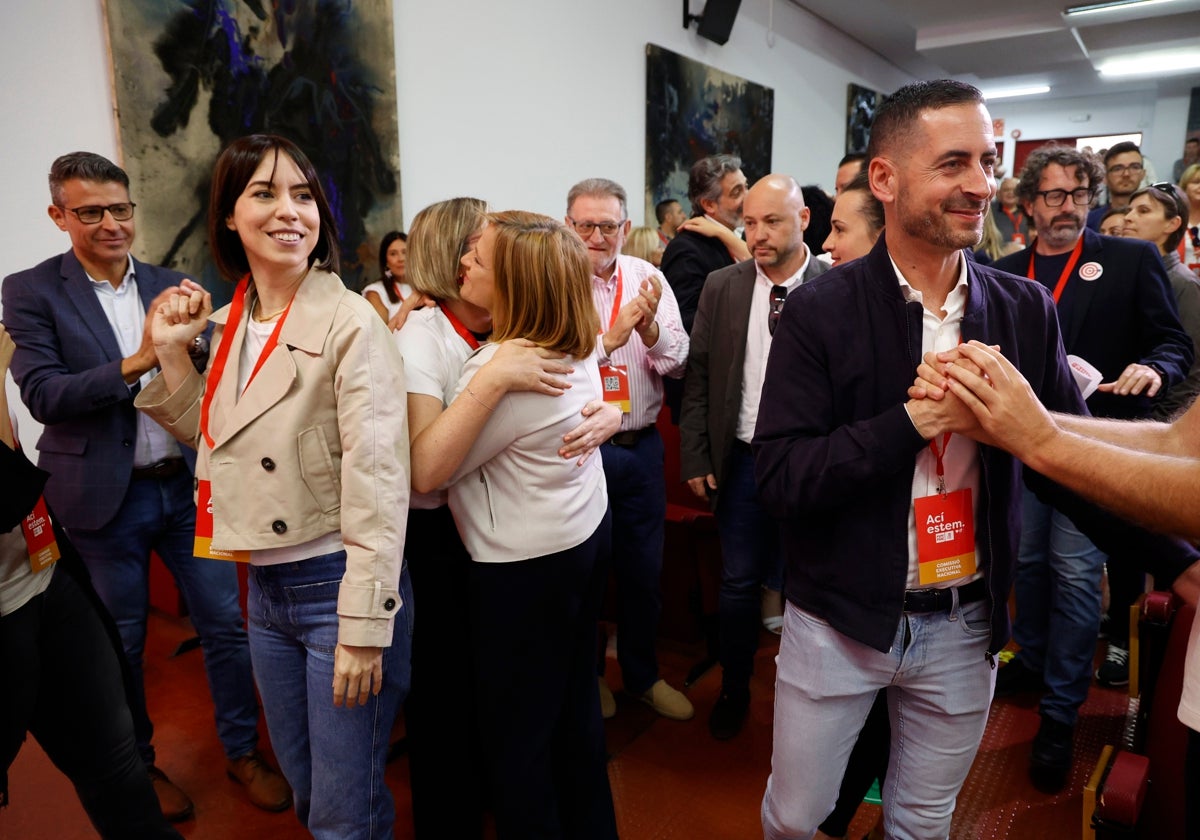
[1001,206,1023,231]
[604,265,624,332]
[1027,236,1084,304]
[391,279,406,302]
[929,432,952,495]
[437,302,481,350]
[200,277,292,449]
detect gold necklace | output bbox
[252,301,287,322]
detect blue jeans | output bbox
[600,429,666,695]
[66,470,258,763]
[1014,486,1106,725]
[762,598,995,840]
[715,442,784,694]
[248,551,412,840]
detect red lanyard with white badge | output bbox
[195,276,290,562]
[913,317,978,585]
[598,265,630,413]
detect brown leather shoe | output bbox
[147,765,194,822]
[227,750,292,812]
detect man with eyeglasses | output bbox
[1,152,289,821]
[679,174,826,741]
[564,178,693,722]
[1086,141,1147,231]
[990,143,1191,791]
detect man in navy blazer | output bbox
[991,143,1192,789]
[1,152,288,820]
[679,174,827,740]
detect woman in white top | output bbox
[393,198,617,838]
[449,210,616,839]
[362,230,421,329]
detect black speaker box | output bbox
[697,0,741,45]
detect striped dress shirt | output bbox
[591,255,689,432]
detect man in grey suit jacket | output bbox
[679,175,828,739]
[1,152,287,821]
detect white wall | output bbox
[394,0,910,225]
[1,0,119,285]
[990,89,1192,179]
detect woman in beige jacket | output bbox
[136,135,410,840]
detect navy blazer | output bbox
[993,228,1192,420]
[679,255,828,501]
[2,250,192,530]
[753,235,1197,654]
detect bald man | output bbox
[679,175,828,740]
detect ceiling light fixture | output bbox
[981,85,1052,100]
[1063,0,1181,18]
[1098,48,1200,76]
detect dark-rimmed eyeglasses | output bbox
[1033,188,1094,208]
[1107,162,1144,176]
[63,203,136,224]
[569,218,625,238]
[768,284,788,336]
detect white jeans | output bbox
[762,597,996,840]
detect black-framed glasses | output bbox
[1033,188,1094,208]
[1107,162,1144,176]
[569,218,625,238]
[768,285,788,336]
[63,202,136,224]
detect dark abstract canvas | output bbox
[104,0,402,298]
[644,44,773,225]
[846,84,883,155]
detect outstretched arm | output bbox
[944,341,1200,542]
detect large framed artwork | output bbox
[103,0,402,297]
[644,44,773,225]
[846,83,887,155]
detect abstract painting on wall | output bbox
[846,83,885,155]
[103,0,402,298]
[644,44,773,225]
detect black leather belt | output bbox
[131,457,186,481]
[902,578,987,614]
[606,427,654,447]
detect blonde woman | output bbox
[395,198,618,839]
[622,225,664,266]
[449,211,617,839]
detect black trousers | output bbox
[403,505,486,839]
[0,556,180,839]
[469,511,617,840]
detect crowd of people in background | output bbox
[4,80,1200,840]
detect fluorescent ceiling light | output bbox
[1064,0,1181,19]
[981,85,1051,99]
[1098,48,1200,76]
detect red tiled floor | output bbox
[0,611,1155,839]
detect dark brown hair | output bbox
[208,134,339,282]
